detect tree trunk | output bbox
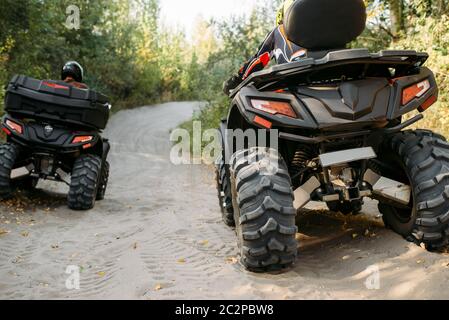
[388,0,403,39]
[436,0,446,15]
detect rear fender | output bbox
[388,67,438,119]
[2,114,102,153]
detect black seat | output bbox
[284,0,366,51]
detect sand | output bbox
[0,102,448,300]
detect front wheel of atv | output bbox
[0,143,19,199]
[230,148,298,272]
[378,130,449,249]
[68,154,102,210]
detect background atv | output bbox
[216,0,449,272]
[0,75,111,210]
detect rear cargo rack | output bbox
[230,49,429,97]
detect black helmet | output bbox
[61,61,84,82]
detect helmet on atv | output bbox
[276,0,296,25]
[61,61,84,83]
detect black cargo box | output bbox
[4,75,110,130]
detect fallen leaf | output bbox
[154,284,162,291]
[364,229,370,237]
[51,244,59,249]
[12,256,23,264]
[342,255,351,260]
[225,257,238,264]
[352,233,358,239]
[416,259,425,264]
[200,240,209,246]
[133,242,138,250]
[420,243,427,250]
[177,258,186,264]
[97,271,106,277]
[0,229,9,236]
[21,231,29,237]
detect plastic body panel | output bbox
[229,50,438,133]
[388,67,438,119]
[2,115,101,152]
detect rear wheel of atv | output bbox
[230,148,298,272]
[215,154,234,226]
[0,143,19,199]
[68,154,101,210]
[378,130,449,249]
[96,160,109,201]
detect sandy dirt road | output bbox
[0,102,449,300]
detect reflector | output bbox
[419,95,437,112]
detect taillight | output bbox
[251,99,297,118]
[72,136,93,144]
[402,79,430,105]
[5,119,23,134]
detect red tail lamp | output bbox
[402,79,430,105]
[72,136,93,144]
[5,119,23,134]
[251,99,297,118]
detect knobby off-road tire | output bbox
[215,154,234,226]
[96,160,110,201]
[378,130,449,249]
[68,154,102,210]
[230,148,298,272]
[0,143,19,199]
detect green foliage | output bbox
[0,0,206,115]
[391,14,449,137]
[180,0,280,136]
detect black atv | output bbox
[216,0,449,272]
[0,75,111,210]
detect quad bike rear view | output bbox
[216,0,449,272]
[0,75,111,210]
